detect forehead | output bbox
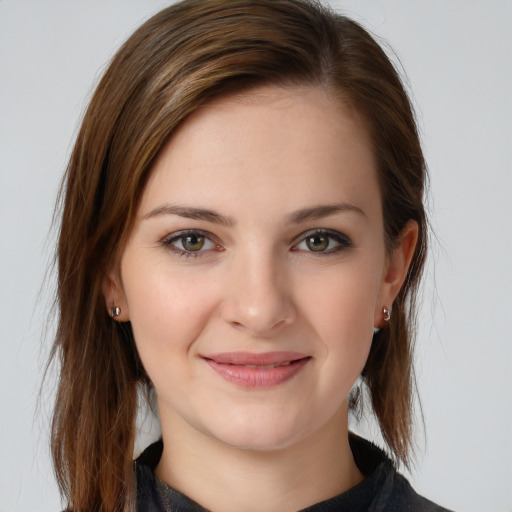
[140,85,379,222]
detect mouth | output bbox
[201,352,311,389]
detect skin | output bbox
[104,85,417,512]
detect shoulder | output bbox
[349,433,454,512]
[383,470,454,512]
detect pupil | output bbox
[183,235,204,251]
[307,235,328,251]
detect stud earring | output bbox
[111,306,121,318]
[383,306,391,322]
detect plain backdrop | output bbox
[1,1,511,511]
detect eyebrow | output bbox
[143,204,234,227]
[143,201,365,226]
[287,202,366,224]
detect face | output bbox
[108,86,414,451]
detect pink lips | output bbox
[202,351,310,389]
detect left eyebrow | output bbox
[287,202,366,224]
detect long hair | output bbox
[49,0,428,509]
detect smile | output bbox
[202,352,311,389]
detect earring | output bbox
[111,306,121,318]
[374,306,392,335]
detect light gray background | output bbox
[1,1,511,511]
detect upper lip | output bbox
[202,351,309,366]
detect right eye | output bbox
[162,230,220,257]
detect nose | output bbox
[220,252,297,338]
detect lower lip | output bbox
[204,357,310,389]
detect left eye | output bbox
[163,231,217,254]
[294,231,352,254]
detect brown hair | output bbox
[49,0,427,510]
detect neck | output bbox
[155,405,363,512]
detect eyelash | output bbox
[161,230,221,258]
[161,229,354,258]
[292,229,354,256]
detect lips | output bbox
[202,351,310,388]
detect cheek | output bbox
[297,260,382,386]
[121,254,220,365]
[300,261,382,338]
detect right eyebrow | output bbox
[142,204,235,227]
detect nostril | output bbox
[220,279,297,336]
[273,319,288,330]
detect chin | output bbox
[204,413,313,452]
[220,432,300,452]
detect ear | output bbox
[374,220,419,328]
[102,267,130,322]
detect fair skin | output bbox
[104,85,417,512]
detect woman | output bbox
[49,0,452,510]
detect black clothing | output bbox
[135,435,453,511]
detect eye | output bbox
[293,230,353,255]
[162,230,219,257]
